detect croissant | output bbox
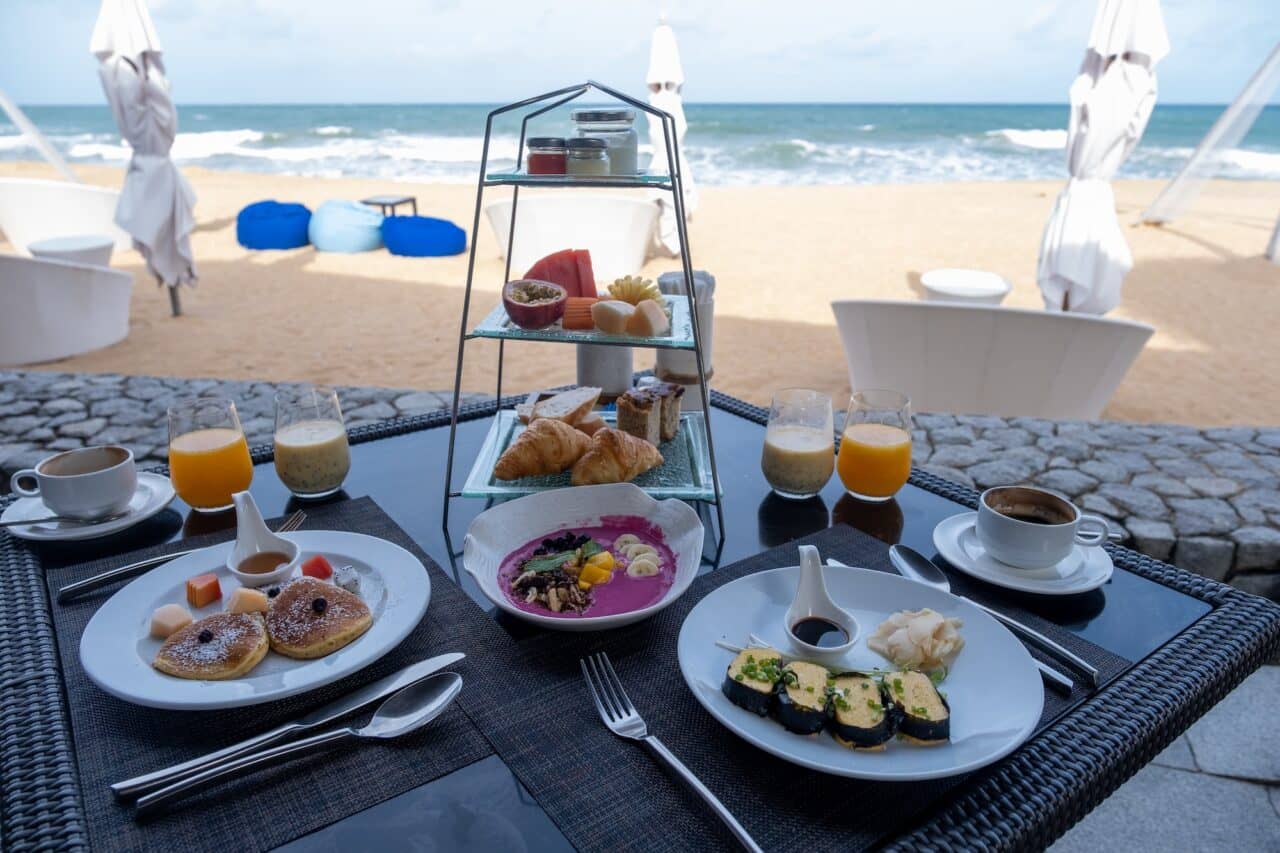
[494,419,590,480]
[570,429,664,486]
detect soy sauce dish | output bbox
[462,484,704,631]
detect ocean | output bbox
[3,103,1279,185]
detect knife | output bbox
[111,652,465,801]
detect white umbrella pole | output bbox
[0,88,78,182]
[1267,212,1280,264]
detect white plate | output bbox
[463,483,704,631]
[80,531,431,710]
[677,562,1043,781]
[934,512,1114,595]
[1,472,175,541]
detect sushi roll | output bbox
[886,670,950,745]
[774,661,829,734]
[827,673,895,751]
[722,648,783,716]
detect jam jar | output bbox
[526,137,566,175]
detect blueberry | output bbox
[267,587,280,598]
[311,597,328,614]
[197,629,213,643]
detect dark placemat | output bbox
[463,524,1133,853]
[42,497,512,852]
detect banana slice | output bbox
[613,534,641,550]
[627,556,661,577]
[624,543,657,561]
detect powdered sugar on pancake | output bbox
[155,613,264,670]
[267,577,369,646]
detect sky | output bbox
[1,0,1275,105]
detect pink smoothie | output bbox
[500,515,677,618]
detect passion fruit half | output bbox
[503,279,568,329]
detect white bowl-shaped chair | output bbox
[830,299,1153,420]
[0,254,133,365]
[484,194,659,283]
[0,178,130,254]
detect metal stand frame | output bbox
[441,80,725,541]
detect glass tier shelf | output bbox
[467,294,694,350]
[483,171,673,189]
[461,408,718,501]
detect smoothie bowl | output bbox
[462,483,704,631]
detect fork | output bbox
[56,509,306,603]
[580,652,763,853]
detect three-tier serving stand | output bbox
[441,80,725,541]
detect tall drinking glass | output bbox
[837,389,912,502]
[168,398,254,512]
[274,386,350,499]
[761,389,834,500]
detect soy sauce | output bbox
[790,616,849,648]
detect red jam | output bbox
[528,151,566,175]
[526,137,566,175]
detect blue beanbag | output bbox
[381,215,467,257]
[308,200,384,253]
[236,200,311,249]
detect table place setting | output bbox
[1,378,1278,853]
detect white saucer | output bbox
[1,473,176,542]
[933,512,1113,595]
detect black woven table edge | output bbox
[0,526,89,851]
[885,586,1280,851]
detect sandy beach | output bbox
[3,161,1277,426]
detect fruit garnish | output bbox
[608,275,662,305]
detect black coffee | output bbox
[993,504,1071,526]
[1001,512,1056,525]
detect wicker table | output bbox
[3,391,1277,851]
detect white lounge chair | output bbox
[830,299,1153,420]
[0,178,130,254]
[484,195,659,283]
[0,254,133,365]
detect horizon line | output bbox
[9,100,1246,109]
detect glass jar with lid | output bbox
[571,108,638,176]
[565,137,610,177]
[526,137,566,175]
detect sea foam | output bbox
[987,128,1068,150]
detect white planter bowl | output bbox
[463,483,705,631]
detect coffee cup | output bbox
[9,445,138,520]
[976,485,1110,569]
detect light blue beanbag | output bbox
[308,200,384,253]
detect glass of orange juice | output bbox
[167,398,254,512]
[837,389,912,502]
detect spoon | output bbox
[784,544,859,661]
[888,545,1099,690]
[135,672,463,817]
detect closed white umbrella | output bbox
[91,0,196,315]
[1036,0,1169,314]
[646,17,697,258]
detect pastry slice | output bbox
[570,429,664,485]
[266,577,372,659]
[494,418,590,480]
[616,389,661,446]
[530,386,601,426]
[651,382,685,441]
[153,612,269,680]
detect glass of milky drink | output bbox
[761,389,835,500]
[273,386,351,499]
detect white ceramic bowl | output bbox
[463,483,705,631]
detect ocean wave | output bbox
[858,124,876,131]
[0,134,31,151]
[986,128,1068,150]
[314,125,352,135]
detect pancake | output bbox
[153,612,268,680]
[266,577,372,659]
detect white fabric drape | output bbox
[1036,0,1168,314]
[92,0,196,288]
[646,19,697,258]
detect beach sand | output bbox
[3,161,1277,426]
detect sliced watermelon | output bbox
[523,249,581,298]
[572,249,597,298]
[301,554,334,580]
